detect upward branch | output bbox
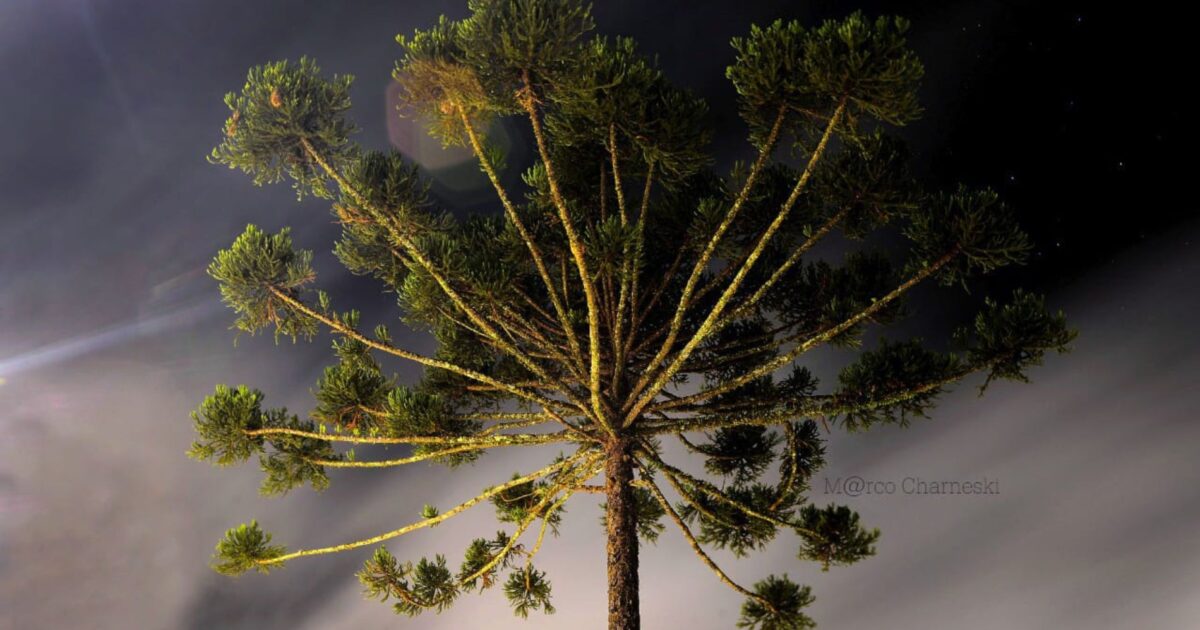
[629,106,789,408]
[298,138,594,427]
[625,101,846,426]
[267,286,587,432]
[457,106,587,378]
[517,74,611,432]
[651,244,960,414]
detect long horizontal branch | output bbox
[303,433,575,468]
[255,454,586,566]
[477,416,560,436]
[246,426,578,447]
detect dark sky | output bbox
[1,1,1196,629]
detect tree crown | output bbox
[193,1,1074,626]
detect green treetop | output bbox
[190,3,1074,628]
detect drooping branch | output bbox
[254,455,585,567]
[638,476,773,610]
[638,449,819,538]
[459,453,604,585]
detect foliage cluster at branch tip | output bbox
[211,520,287,576]
[189,384,339,495]
[737,574,817,630]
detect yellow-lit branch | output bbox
[257,453,590,566]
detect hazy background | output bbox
[1,1,1195,628]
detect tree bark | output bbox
[604,437,641,629]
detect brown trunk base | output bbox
[604,438,641,629]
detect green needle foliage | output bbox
[738,574,817,630]
[505,565,557,617]
[190,2,1075,628]
[211,521,287,576]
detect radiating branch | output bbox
[256,454,587,566]
[650,244,961,414]
[266,286,586,428]
[626,106,789,411]
[718,203,853,326]
[641,364,974,436]
[638,475,773,611]
[625,101,847,426]
[459,453,603,585]
[458,107,587,377]
[517,73,611,433]
[299,137,594,426]
[246,426,578,447]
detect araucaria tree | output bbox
[190,2,1074,628]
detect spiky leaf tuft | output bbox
[796,504,880,570]
[187,385,268,466]
[737,574,816,630]
[504,565,556,617]
[210,57,356,199]
[211,520,286,576]
[957,289,1076,391]
[904,186,1031,288]
[208,225,317,341]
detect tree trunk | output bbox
[604,437,641,630]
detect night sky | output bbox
[1,1,1196,629]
